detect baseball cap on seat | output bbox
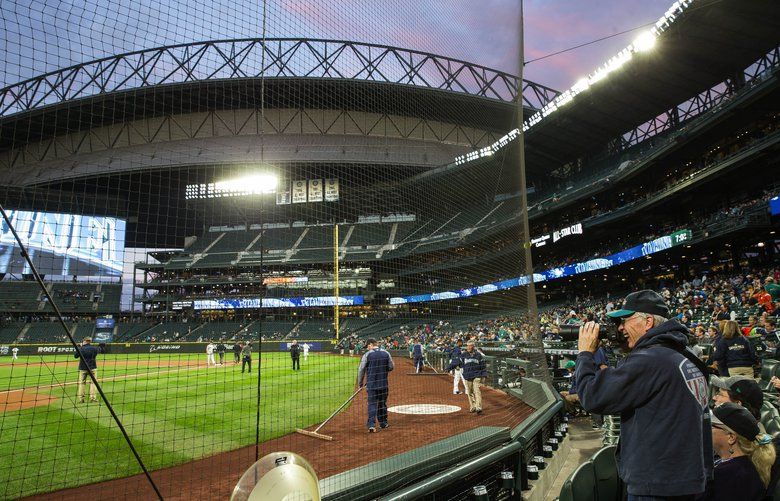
[710,375,763,412]
[606,290,670,319]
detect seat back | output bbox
[765,417,780,437]
[761,359,779,383]
[570,460,597,501]
[591,446,620,501]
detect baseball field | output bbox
[0,351,359,499]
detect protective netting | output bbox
[0,1,552,499]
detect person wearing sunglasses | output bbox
[699,402,775,500]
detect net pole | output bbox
[334,224,340,341]
[0,204,164,500]
[516,0,546,382]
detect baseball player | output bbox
[448,339,464,394]
[302,342,310,361]
[11,346,18,360]
[206,341,216,367]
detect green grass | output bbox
[0,352,358,499]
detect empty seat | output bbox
[559,460,597,501]
[764,418,780,437]
[591,446,620,501]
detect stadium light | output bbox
[214,173,278,194]
[633,30,657,52]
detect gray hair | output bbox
[636,312,668,328]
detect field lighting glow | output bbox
[185,173,278,200]
[633,30,657,52]
[454,0,693,167]
[215,174,278,194]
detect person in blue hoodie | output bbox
[576,290,713,500]
[357,338,394,433]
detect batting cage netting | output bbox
[0,1,555,499]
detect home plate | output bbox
[388,404,461,415]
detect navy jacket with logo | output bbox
[711,335,757,369]
[447,345,463,371]
[357,348,394,390]
[461,348,487,380]
[74,344,101,371]
[576,319,713,497]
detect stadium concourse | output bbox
[0,0,780,500]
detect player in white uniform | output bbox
[302,343,310,361]
[11,347,19,360]
[206,342,216,367]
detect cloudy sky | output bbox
[1,0,674,91]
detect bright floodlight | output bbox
[214,173,278,195]
[633,30,657,52]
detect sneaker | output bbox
[368,427,377,433]
[453,391,461,395]
[380,423,389,430]
[78,399,85,404]
[469,408,476,413]
[476,409,482,415]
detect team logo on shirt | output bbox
[678,359,708,409]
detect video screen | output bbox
[0,210,126,277]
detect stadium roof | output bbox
[522,0,780,170]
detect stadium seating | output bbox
[191,322,243,341]
[591,446,620,501]
[114,322,154,341]
[21,323,72,343]
[558,460,597,501]
[0,281,42,311]
[0,322,25,343]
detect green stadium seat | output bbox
[558,460,597,501]
[762,360,779,384]
[764,418,780,437]
[761,402,780,425]
[591,446,620,501]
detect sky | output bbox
[1,0,673,91]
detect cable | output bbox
[525,21,656,66]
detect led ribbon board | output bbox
[193,296,364,310]
[389,230,692,305]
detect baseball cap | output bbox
[710,375,763,411]
[564,360,576,369]
[607,290,670,319]
[711,402,759,440]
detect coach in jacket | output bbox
[462,341,487,414]
[74,337,102,403]
[576,290,713,500]
[356,338,394,433]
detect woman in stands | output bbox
[698,403,775,500]
[711,320,758,378]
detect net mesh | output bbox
[0,1,550,498]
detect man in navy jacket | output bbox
[357,338,394,432]
[576,290,712,500]
[74,337,102,403]
[462,341,487,414]
[411,339,424,373]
